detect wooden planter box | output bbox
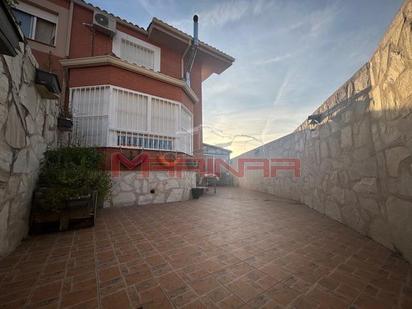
[30,189,98,233]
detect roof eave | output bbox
[203,143,232,153]
[73,0,148,35]
[72,2,234,64]
[149,18,235,64]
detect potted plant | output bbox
[191,187,204,199]
[57,108,73,131]
[57,106,73,131]
[31,147,111,232]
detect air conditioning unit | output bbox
[93,11,116,37]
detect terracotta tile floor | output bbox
[0,188,411,309]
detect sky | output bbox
[88,0,403,157]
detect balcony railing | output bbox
[109,130,174,151]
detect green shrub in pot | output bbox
[41,147,103,169]
[36,147,111,212]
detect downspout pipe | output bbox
[181,42,191,79]
[185,15,199,87]
[65,0,74,57]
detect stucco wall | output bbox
[109,171,196,207]
[234,0,412,262]
[0,43,59,257]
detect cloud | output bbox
[203,101,313,157]
[307,1,341,37]
[201,1,345,156]
[199,0,275,28]
[254,53,295,65]
[136,0,177,16]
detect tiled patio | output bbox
[0,188,411,309]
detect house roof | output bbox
[74,0,234,64]
[75,0,147,33]
[149,18,234,63]
[203,143,232,153]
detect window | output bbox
[12,4,57,46]
[70,85,193,155]
[70,86,110,147]
[151,98,178,135]
[12,10,34,38]
[113,88,148,132]
[178,107,193,155]
[113,31,161,72]
[35,18,56,46]
[121,39,155,70]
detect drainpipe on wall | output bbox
[184,15,199,87]
[181,42,191,79]
[61,0,74,130]
[65,0,74,57]
[63,0,74,103]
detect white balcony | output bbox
[70,85,193,155]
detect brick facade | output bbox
[17,0,233,155]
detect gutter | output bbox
[149,18,235,64]
[65,0,74,57]
[184,15,199,87]
[181,41,191,79]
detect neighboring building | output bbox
[11,0,234,206]
[203,143,232,166]
[203,143,232,185]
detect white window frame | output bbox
[70,85,193,155]
[112,31,161,72]
[179,105,194,155]
[107,86,181,135]
[14,2,58,46]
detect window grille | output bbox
[113,131,174,150]
[71,85,193,155]
[177,106,193,154]
[71,85,110,147]
[120,38,155,70]
[151,98,178,135]
[113,88,148,132]
[112,31,161,72]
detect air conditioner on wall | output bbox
[93,11,116,37]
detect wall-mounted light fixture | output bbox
[307,114,322,130]
[308,114,322,125]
